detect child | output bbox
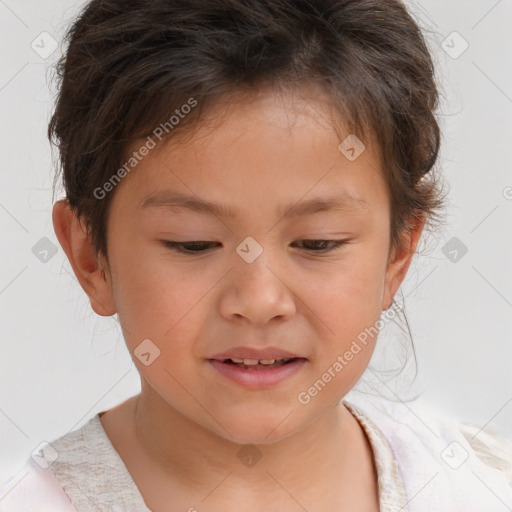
[1,0,511,511]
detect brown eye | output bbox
[163,241,220,253]
[291,240,349,252]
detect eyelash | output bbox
[163,240,349,254]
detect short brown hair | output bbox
[49,0,446,268]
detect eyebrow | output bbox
[140,190,369,219]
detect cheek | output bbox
[300,241,388,375]
[308,247,387,325]
[105,245,231,434]
[109,242,223,357]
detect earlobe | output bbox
[382,214,426,311]
[52,199,116,317]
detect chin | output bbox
[212,411,301,446]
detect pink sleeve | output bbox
[0,456,77,512]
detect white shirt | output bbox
[1,397,511,511]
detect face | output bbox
[56,86,420,444]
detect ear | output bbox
[52,199,116,316]
[382,213,426,310]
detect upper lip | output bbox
[209,346,304,361]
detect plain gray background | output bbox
[1,0,511,484]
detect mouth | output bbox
[207,356,308,389]
[218,357,302,369]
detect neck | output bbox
[130,384,377,505]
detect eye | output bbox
[291,240,349,252]
[162,239,350,255]
[163,241,220,253]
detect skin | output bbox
[53,85,424,512]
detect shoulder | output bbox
[457,421,512,486]
[27,414,150,511]
[0,415,102,512]
[344,393,512,488]
[0,455,77,512]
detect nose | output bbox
[218,248,296,326]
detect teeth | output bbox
[227,357,291,365]
[243,358,259,365]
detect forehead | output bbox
[112,87,388,219]
[138,189,372,228]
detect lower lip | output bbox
[208,359,307,389]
